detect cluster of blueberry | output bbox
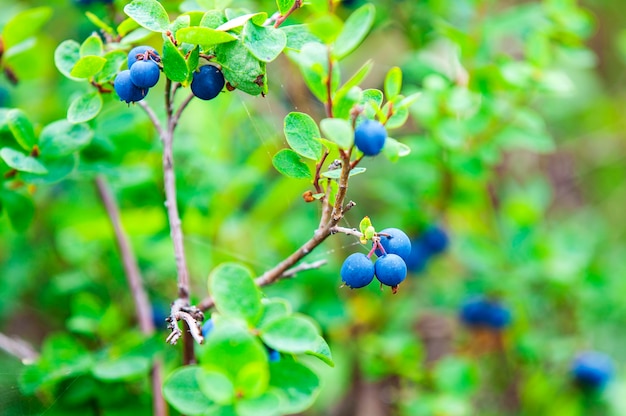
[201,319,280,362]
[341,228,411,292]
[114,46,226,104]
[406,225,449,272]
[459,296,512,330]
[114,46,161,104]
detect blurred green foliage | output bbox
[1,0,626,415]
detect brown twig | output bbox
[94,175,167,416]
[325,46,334,118]
[274,0,303,28]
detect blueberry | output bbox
[130,60,160,88]
[354,119,387,156]
[375,228,411,262]
[459,297,511,330]
[191,65,225,100]
[405,238,431,272]
[571,351,613,390]
[151,303,169,329]
[114,70,147,103]
[266,345,280,363]
[340,253,375,289]
[128,46,159,69]
[201,319,214,338]
[374,254,407,287]
[422,225,449,255]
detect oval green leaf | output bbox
[269,360,320,414]
[260,315,320,354]
[176,27,237,46]
[2,7,52,48]
[80,34,104,57]
[272,149,312,179]
[92,356,150,381]
[124,0,170,32]
[70,56,107,79]
[39,120,93,158]
[384,66,402,100]
[208,263,263,325]
[163,366,213,416]
[6,109,36,150]
[242,22,287,63]
[276,0,296,15]
[0,148,47,174]
[284,112,322,160]
[68,91,103,124]
[333,4,375,59]
[196,368,234,405]
[320,118,353,149]
[55,40,81,80]
[321,166,366,179]
[162,37,188,83]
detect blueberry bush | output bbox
[1,0,626,415]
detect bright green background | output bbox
[1,0,626,415]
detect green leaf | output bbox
[67,91,103,124]
[92,356,150,381]
[276,0,296,15]
[6,109,36,150]
[333,86,363,120]
[320,118,353,149]
[163,366,213,416]
[257,299,291,328]
[70,56,107,79]
[176,27,237,46]
[187,47,200,81]
[85,12,115,35]
[285,42,339,102]
[215,40,266,95]
[80,33,104,57]
[198,323,269,395]
[124,0,170,32]
[39,120,93,158]
[260,315,320,354]
[242,22,287,63]
[208,263,263,325]
[308,14,344,44]
[216,13,267,31]
[272,149,312,179]
[361,88,384,118]
[0,190,34,231]
[333,4,375,59]
[2,7,52,48]
[199,10,226,28]
[321,167,366,179]
[162,37,188,83]
[55,40,81,80]
[0,148,47,174]
[196,368,234,405]
[117,18,140,37]
[169,14,190,34]
[284,112,322,160]
[282,25,320,52]
[96,50,127,83]
[20,154,77,184]
[382,137,411,162]
[237,391,282,416]
[384,103,409,129]
[335,60,372,100]
[305,336,334,367]
[269,360,320,414]
[384,66,402,100]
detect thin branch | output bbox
[137,101,165,139]
[274,0,303,28]
[330,226,363,239]
[95,175,168,416]
[96,176,154,333]
[170,93,195,132]
[199,259,329,311]
[325,46,334,118]
[0,332,38,363]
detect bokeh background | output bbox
[2,0,626,414]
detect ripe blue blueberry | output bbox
[128,46,159,69]
[114,70,147,103]
[571,352,613,390]
[130,60,160,89]
[266,345,280,363]
[201,318,214,338]
[459,297,511,330]
[405,238,431,272]
[354,119,387,156]
[340,253,375,289]
[422,225,449,255]
[374,254,407,287]
[191,65,225,100]
[151,303,169,329]
[375,228,411,262]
